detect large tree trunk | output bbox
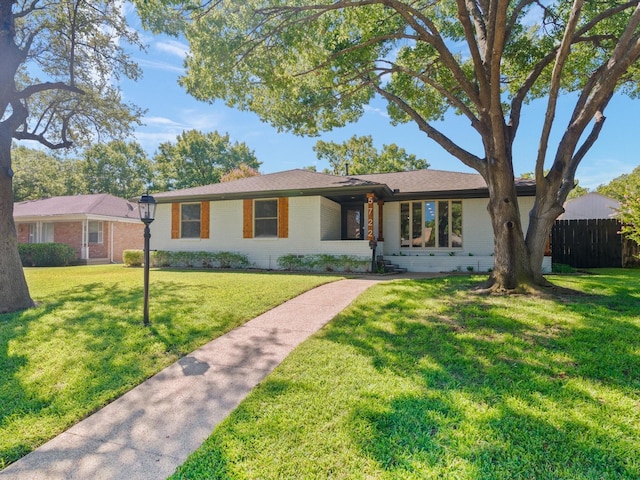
[482,155,540,292]
[0,132,35,313]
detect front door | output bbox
[342,204,364,240]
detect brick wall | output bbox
[15,220,144,263]
[54,222,83,258]
[16,223,30,243]
[112,222,145,262]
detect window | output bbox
[181,203,201,238]
[400,200,462,248]
[254,199,278,237]
[88,221,103,244]
[28,223,37,243]
[42,223,54,243]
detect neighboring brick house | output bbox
[14,194,144,264]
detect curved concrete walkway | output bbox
[1,277,389,480]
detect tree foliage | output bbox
[139,0,640,291]
[313,135,429,175]
[82,141,154,198]
[220,163,261,182]
[597,165,640,201]
[1,1,145,312]
[12,146,85,201]
[154,129,261,190]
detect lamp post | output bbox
[138,193,157,326]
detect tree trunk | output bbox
[525,191,565,284]
[0,132,35,313]
[482,158,539,292]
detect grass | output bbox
[0,265,341,468]
[171,269,640,480]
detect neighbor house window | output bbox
[254,199,278,237]
[28,223,37,243]
[400,200,462,248]
[181,203,201,238]
[88,221,103,244]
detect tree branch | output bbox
[17,81,85,100]
[368,78,487,176]
[536,0,584,188]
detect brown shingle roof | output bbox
[14,194,139,219]
[150,168,535,202]
[152,169,387,202]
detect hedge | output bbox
[124,250,251,269]
[18,243,77,267]
[277,254,370,273]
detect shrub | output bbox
[552,263,577,273]
[123,250,144,267]
[150,250,250,269]
[18,243,76,267]
[278,254,369,273]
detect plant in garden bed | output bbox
[148,250,250,269]
[278,254,369,273]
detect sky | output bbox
[120,13,640,191]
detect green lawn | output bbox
[0,265,341,468]
[172,269,640,480]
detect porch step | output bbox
[376,257,407,274]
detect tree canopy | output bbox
[597,165,640,201]
[82,141,154,198]
[313,135,429,175]
[139,0,640,291]
[153,129,261,190]
[11,146,85,202]
[1,0,145,312]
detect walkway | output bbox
[0,278,384,480]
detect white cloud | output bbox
[135,57,184,74]
[143,116,185,128]
[363,104,389,119]
[155,39,189,59]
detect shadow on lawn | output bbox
[323,275,640,478]
[0,279,241,468]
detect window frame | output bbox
[253,199,279,238]
[180,203,202,239]
[400,199,463,249]
[88,220,103,244]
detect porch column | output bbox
[377,201,384,242]
[366,193,375,241]
[81,219,89,260]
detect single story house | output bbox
[558,192,620,220]
[151,168,552,273]
[14,193,144,264]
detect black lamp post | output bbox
[138,193,157,326]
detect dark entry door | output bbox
[342,204,364,240]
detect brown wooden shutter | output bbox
[200,201,210,239]
[243,199,253,238]
[171,203,180,239]
[278,197,289,238]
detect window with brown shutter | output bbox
[243,198,289,239]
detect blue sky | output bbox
[122,18,640,191]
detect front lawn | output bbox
[0,265,340,468]
[172,269,640,480]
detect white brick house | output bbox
[151,169,552,273]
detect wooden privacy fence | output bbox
[551,219,636,268]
